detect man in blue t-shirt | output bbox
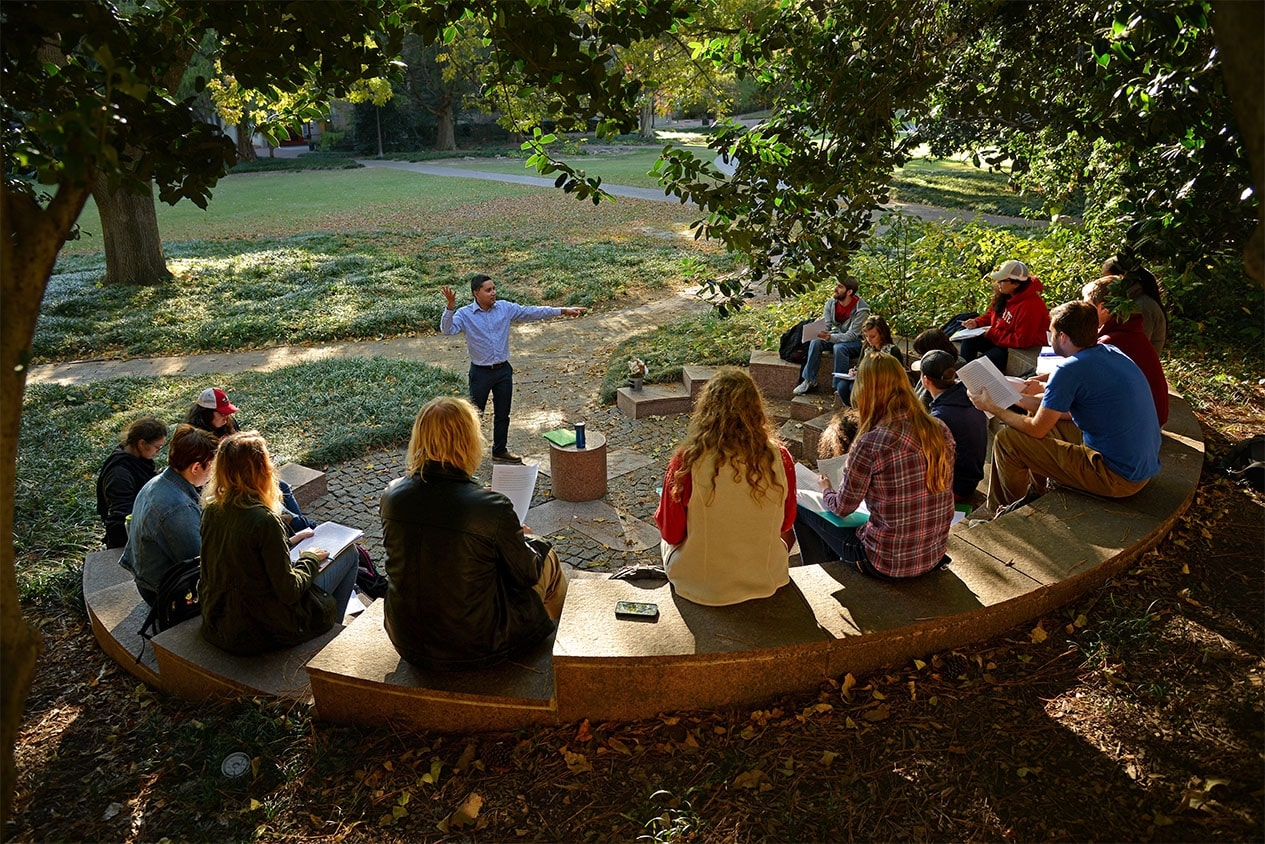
[967,300,1161,515]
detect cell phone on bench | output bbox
[615,601,659,620]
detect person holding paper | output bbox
[380,397,566,672]
[199,432,358,655]
[655,368,797,606]
[792,276,869,395]
[918,351,988,504]
[957,260,1050,370]
[967,301,1162,517]
[441,275,587,464]
[795,353,956,579]
[835,314,903,406]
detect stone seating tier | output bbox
[83,396,1201,734]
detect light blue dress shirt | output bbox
[440,300,562,365]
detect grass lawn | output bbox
[45,169,733,361]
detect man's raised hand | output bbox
[441,285,457,310]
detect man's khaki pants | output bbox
[533,547,569,620]
[988,424,1149,510]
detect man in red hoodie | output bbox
[1082,276,1169,426]
[959,259,1051,371]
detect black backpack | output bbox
[1224,435,1265,492]
[779,319,813,364]
[355,545,389,600]
[137,557,202,656]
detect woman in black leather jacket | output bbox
[380,397,567,672]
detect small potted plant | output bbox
[628,358,648,391]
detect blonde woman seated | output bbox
[380,397,567,672]
[654,368,797,606]
[200,432,359,655]
[796,354,956,580]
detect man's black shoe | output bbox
[492,451,523,464]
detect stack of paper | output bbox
[291,522,363,566]
[957,357,1023,409]
[492,460,540,524]
[793,463,869,528]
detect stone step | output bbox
[681,365,717,400]
[801,411,837,464]
[616,382,693,419]
[791,393,835,421]
[277,463,327,508]
[748,349,801,400]
[306,600,557,733]
[778,418,805,461]
[150,618,345,702]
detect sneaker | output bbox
[492,451,523,464]
[793,379,816,396]
[994,490,1042,519]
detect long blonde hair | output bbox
[203,431,281,513]
[406,396,486,477]
[670,367,780,504]
[853,354,952,494]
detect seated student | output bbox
[912,328,964,408]
[836,314,902,406]
[918,351,988,504]
[380,397,567,671]
[958,260,1050,370]
[96,417,167,549]
[793,276,869,396]
[796,353,956,579]
[1082,276,1170,426]
[1103,256,1167,354]
[185,386,316,533]
[199,431,358,656]
[967,301,1162,517]
[655,368,796,606]
[120,424,218,606]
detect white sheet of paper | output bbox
[832,371,855,380]
[1036,346,1067,376]
[801,318,828,343]
[793,462,869,517]
[950,325,988,340]
[951,510,966,525]
[491,460,539,525]
[958,356,1023,409]
[815,454,847,489]
[290,521,363,565]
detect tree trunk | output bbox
[1212,1,1264,284]
[435,102,457,151]
[0,180,89,824]
[639,97,656,140]
[236,119,257,162]
[91,174,171,286]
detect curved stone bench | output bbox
[83,394,1202,731]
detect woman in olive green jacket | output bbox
[199,431,358,655]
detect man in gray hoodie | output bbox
[793,276,870,395]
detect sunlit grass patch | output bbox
[38,224,729,361]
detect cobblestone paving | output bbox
[303,403,690,578]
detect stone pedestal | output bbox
[548,432,608,502]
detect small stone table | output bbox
[548,432,608,502]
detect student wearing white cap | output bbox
[958,259,1050,370]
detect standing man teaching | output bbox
[441,274,587,463]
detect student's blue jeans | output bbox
[830,341,863,402]
[800,339,832,383]
[313,544,359,619]
[469,362,514,455]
